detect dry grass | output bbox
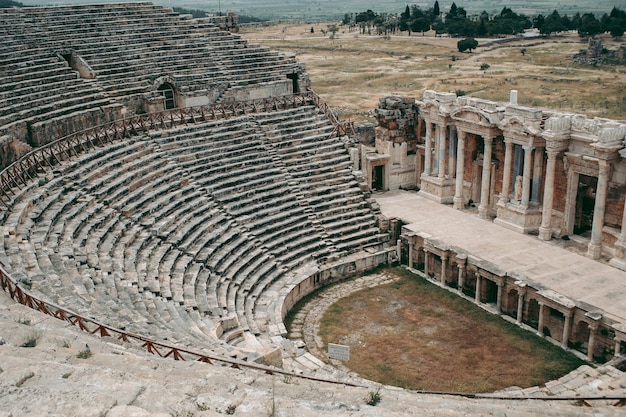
[318,268,585,393]
[241,23,626,122]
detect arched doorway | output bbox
[157,83,176,110]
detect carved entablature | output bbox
[499,116,541,145]
[419,102,451,125]
[450,106,502,138]
[568,115,626,154]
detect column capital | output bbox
[545,148,560,159]
[522,144,534,152]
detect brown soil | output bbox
[318,269,585,393]
[241,23,626,122]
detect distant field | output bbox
[240,22,626,122]
[19,0,626,20]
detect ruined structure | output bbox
[0,3,307,164]
[364,90,626,263]
[1,4,626,414]
[362,90,626,362]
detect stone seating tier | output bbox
[0,105,385,359]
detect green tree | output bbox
[578,13,602,37]
[433,0,440,17]
[327,24,339,38]
[457,37,478,53]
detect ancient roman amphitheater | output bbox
[1,3,626,416]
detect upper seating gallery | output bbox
[0,3,305,149]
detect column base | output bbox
[538,225,552,241]
[587,241,602,260]
[478,204,489,219]
[453,196,464,210]
[610,239,626,271]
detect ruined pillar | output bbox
[396,239,402,262]
[521,145,533,207]
[588,323,598,362]
[516,290,525,324]
[423,247,429,276]
[408,242,414,269]
[453,131,466,210]
[537,302,545,336]
[562,311,573,348]
[438,125,447,179]
[615,338,622,357]
[610,193,626,270]
[457,254,466,292]
[440,254,448,286]
[587,160,610,259]
[424,122,432,176]
[539,149,559,241]
[499,139,514,205]
[478,136,493,219]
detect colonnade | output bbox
[402,239,611,362]
[419,116,622,261]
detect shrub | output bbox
[365,387,382,406]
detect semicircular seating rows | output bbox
[0,104,388,362]
[0,3,299,146]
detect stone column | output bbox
[562,311,572,348]
[457,257,466,292]
[423,247,429,276]
[615,338,622,357]
[521,145,533,207]
[537,302,545,336]
[448,128,457,178]
[408,242,414,269]
[440,254,448,286]
[424,122,432,176]
[587,160,610,259]
[539,149,559,241]
[610,200,626,270]
[588,323,598,362]
[531,147,544,203]
[478,136,493,219]
[438,125,447,179]
[396,239,402,262]
[475,273,481,303]
[499,139,514,205]
[453,131,466,210]
[516,290,525,324]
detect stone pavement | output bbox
[374,190,626,324]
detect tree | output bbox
[402,5,410,20]
[411,17,431,34]
[327,24,339,39]
[457,37,478,53]
[611,23,625,39]
[578,13,602,37]
[433,0,440,17]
